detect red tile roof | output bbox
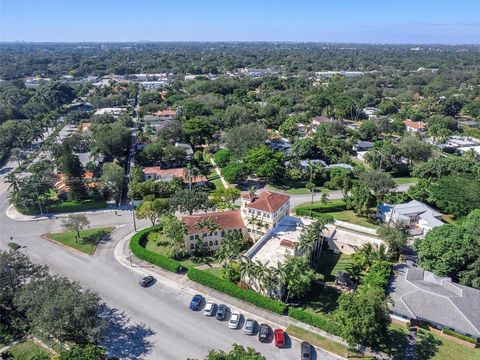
[142,167,207,184]
[404,119,426,129]
[182,211,245,234]
[244,191,290,213]
[154,108,176,117]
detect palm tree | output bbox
[216,230,242,267]
[240,256,255,281]
[5,173,21,194]
[297,218,332,265]
[353,243,385,271]
[9,148,23,167]
[184,163,200,192]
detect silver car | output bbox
[228,311,241,329]
[244,318,256,335]
[203,301,216,316]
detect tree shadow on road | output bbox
[100,305,155,359]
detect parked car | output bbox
[274,328,285,348]
[244,318,256,335]
[203,301,216,316]
[216,304,227,320]
[138,276,155,287]
[258,323,270,342]
[228,311,241,329]
[189,294,203,311]
[301,341,312,359]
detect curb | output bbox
[41,226,118,256]
[5,204,127,222]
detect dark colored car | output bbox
[189,294,203,310]
[274,328,285,348]
[216,304,227,320]
[258,323,270,342]
[138,276,155,287]
[301,341,312,359]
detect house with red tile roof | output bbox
[181,211,247,254]
[54,171,98,193]
[404,119,426,133]
[240,190,290,241]
[142,166,207,187]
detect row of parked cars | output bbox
[189,294,312,358]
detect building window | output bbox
[213,231,218,236]
[203,233,207,237]
[209,241,213,246]
[190,244,194,249]
[203,242,208,247]
[189,235,194,240]
[221,231,225,236]
[214,240,218,245]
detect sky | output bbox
[1,0,479,44]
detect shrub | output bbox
[362,261,392,292]
[442,329,478,344]
[288,307,341,336]
[214,149,233,168]
[130,226,182,273]
[187,268,287,314]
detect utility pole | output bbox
[131,202,137,231]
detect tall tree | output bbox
[171,189,213,215]
[100,162,125,205]
[135,198,171,226]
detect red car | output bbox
[274,328,285,348]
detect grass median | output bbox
[45,227,114,255]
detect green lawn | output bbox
[202,266,225,278]
[5,339,50,359]
[317,251,356,282]
[377,323,480,360]
[286,325,368,359]
[207,167,225,190]
[46,227,114,255]
[19,199,108,215]
[393,177,419,185]
[143,230,221,269]
[268,183,328,195]
[295,199,379,229]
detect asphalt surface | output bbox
[0,185,321,359]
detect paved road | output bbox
[0,189,322,360]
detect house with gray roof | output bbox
[377,200,444,236]
[388,264,480,340]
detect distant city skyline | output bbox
[1,0,480,44]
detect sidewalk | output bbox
[114,231,349,360]
[5,203,127,222]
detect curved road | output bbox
[0,182,321,359]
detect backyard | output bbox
[207,166,226,190]
[295,199,380,229]
[46,227,114,255]
[316,251,356,283]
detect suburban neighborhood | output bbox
[1,2,480,360]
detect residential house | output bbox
[141,166,207,187]
[54,171,98,193]
[362,107,380,117]
[404,119,426,133]
[377,200,444,236]
[353,140,374,152]
[241,191,290,240]
[388,264,480,340]
[94,107,127,117]
[181,211,247,254]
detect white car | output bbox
[228,311,241,329]
[203,301,216,316]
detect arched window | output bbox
[209,241,213,246]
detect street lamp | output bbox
[131,201,137,231]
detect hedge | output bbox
[288,307,341,337]
[187,268,287,315]
[130,226,182,273]
[442,329,478,344]
[294,209,335,221]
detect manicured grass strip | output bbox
[442,329,477,344]
[5,339,50,359]
[130,226,183,273]
[393,177,418,185]
[415,328,479,360]
[288,307,341,337]
[187,268,287,315]
[46,227,114,255]
[46,199,107,213]
[286,325,353,358]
